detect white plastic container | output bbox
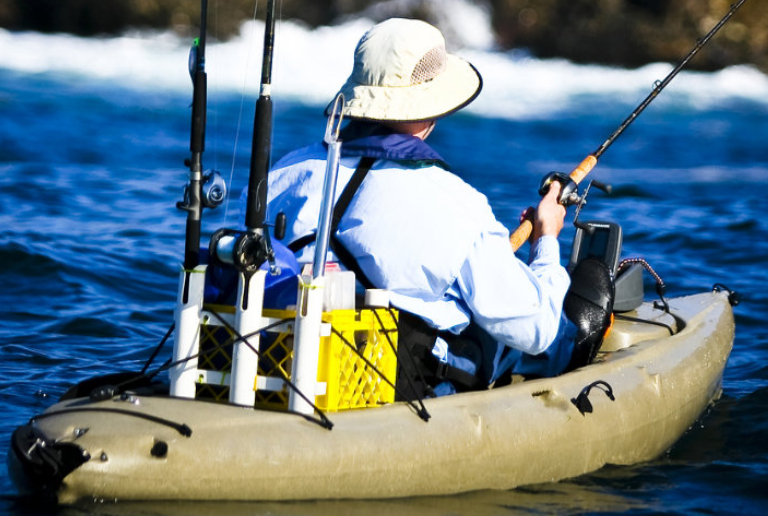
[324,271,356,311]
[364,288,390,308]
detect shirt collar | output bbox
[331,121,449,168]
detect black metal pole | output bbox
[245,0,276,231]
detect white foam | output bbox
[2,4,767,121]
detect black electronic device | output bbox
[568,220,622,275]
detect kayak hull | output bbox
[9,292,734,504]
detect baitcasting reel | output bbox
[539,172,612,234]
[539,171,612,209]
[209,213,287,275]
[539,171,613,234]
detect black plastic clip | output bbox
[713,283,741,306]
[571,380,615,416]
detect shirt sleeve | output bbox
[455,231,571,355]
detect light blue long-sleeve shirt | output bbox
[254,142,574,378]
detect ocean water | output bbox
[1,7,768,516]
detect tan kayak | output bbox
[9,291,734,504]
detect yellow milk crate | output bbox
[258,307,399,412]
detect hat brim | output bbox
[326,55,482,122]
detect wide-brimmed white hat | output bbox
[326,18,482,122]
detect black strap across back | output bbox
[284,156,485,398]
[287,156,376,290]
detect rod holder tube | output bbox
[313,140,342,278]
[288,94,346,412]
[230,270,267,406]
[289,275,325,415]
[170,265,207,398]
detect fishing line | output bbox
[223,0,263,224]
[208,0,220,188]
[591,0,751,161]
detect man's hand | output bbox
[532,181,566,241]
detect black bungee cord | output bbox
[331,308,431,422]
[205,308,335,430]
[140,322,175,375]
[617,258,670,313]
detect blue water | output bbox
[2,22,768,515]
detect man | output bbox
[263,18,612,397]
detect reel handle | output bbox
[538,172,579,206]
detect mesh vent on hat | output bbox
[410,46,447,85]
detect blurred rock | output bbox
[0,0,765,72]
[488,0,767,71]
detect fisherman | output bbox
[260,18,613,397]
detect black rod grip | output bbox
[245,95,272,230]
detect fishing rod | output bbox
[208,0,279,277]
[178,0,209,271]
[509,0,751,251]
[246,0,277,232]
[207,0,279,275]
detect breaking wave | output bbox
[1,0,767,121]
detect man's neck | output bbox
[384,120,436,140]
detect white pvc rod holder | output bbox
[229,270,267,406]
[288,275,325,415]
[170,265,207,398]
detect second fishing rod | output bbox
[509,0,751,251]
